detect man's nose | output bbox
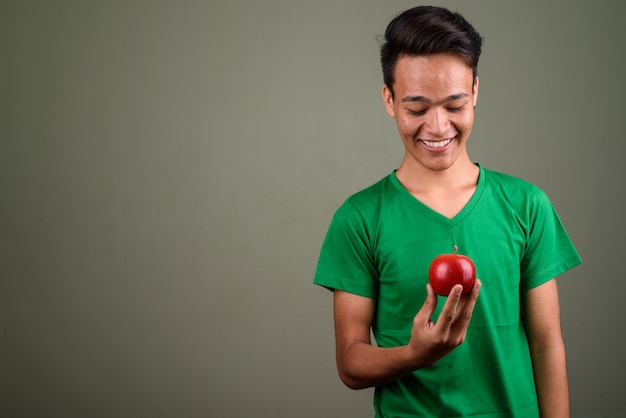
[425,108,449,135]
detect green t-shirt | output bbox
[314,165,582,417]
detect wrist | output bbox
[401,341,440,371]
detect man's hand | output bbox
[403,280,482,369]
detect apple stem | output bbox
[453,245,457,255]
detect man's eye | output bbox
[407,109,427,116]
[447,106,465,112]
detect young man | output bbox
[314,6,582,417]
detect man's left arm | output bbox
[524,278,570,418]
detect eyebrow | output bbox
[401,93,469,105]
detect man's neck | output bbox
[395,156,479,195]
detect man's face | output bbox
[382,54,478,172]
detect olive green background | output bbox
[1,1,624,417]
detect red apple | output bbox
[428,246,476,296]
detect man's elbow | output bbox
[337,367,370,390]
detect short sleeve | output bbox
[313,199,378,298]
[520,187,582,290]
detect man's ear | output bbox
[382,84,396,117]
[472,76,479,107]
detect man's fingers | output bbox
[437,280,482,328]
[452,279,482,330]
[436,284,463,325]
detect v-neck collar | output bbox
[389,164,486,227]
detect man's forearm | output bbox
[333,283,480,390]
[531,344,570,417]
[337,340,421,389]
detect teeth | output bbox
[422,138,453,148]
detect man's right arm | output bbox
[333,281,481,389]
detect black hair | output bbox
[380,6,483,98]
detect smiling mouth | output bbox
[420,137,455,149]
